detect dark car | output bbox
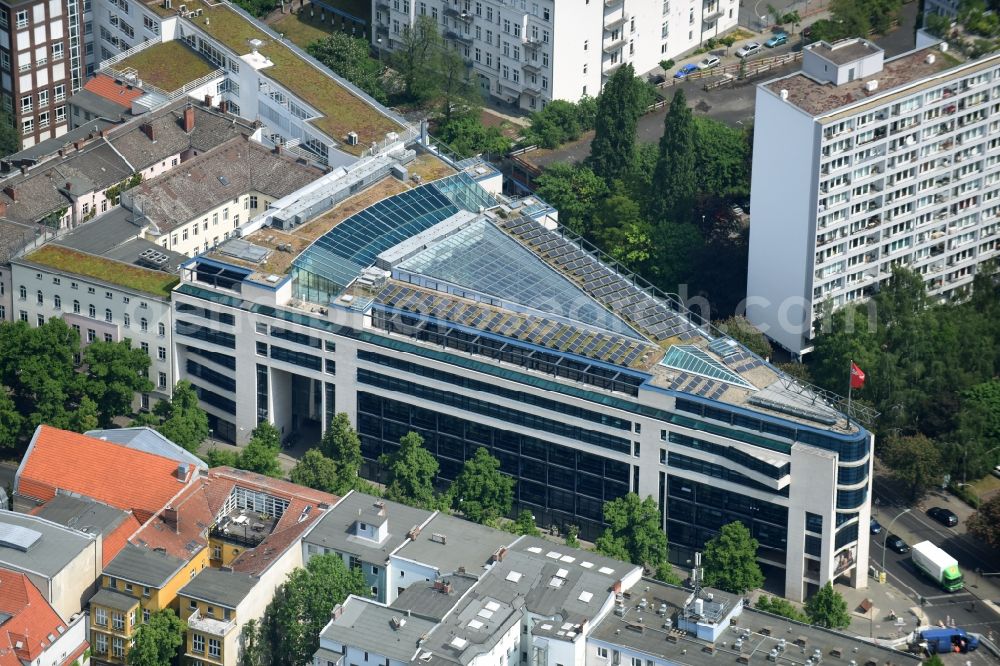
[928,506,959,527]
[885,534,910,553]
[870,518,882,535]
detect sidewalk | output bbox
[835,577,927,641]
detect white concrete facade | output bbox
[748,40,1000,355]
[372,0,738,110]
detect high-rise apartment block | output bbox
[0,0,83,148]
[748,38,1000,355]
[372,0,738,110]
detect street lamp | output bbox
[377,37,383,68]
[880,508,911,578]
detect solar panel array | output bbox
[377,282,656,368]
[662,371,731,400]
[498,216,697,343]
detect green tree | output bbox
[321,413,364,494]
[924,656,945,666]
[805,582,851,629]
[524,99,594,148]
[957,380,1000,479]
[702,521,764,594]
[715,316,772,359]
[380,431,439,509]
[83,340,154,426]
[438,45,479,124]
[968,493,1000,548]
[68,395,100,433]
[591,193,655,272]
[239,619,268,666]
[152,381,210,452]
[450,447,514,523]
[649,89,697,225]
[390,15,442,103]
[436,113,512,158]
[0,111,19,157]
[206,447,239,468]
[126,609,184,666]
[261,554,369,666]
[237,422,283,477]
[755,596,808,622]
[307,33,387,104]
[290,449,340,493]
[829,0,871,37]
[595,494,668,574]
[513,509,540,536]
[589,64,640,185]
[879,435,942,500]
[533,163,608,236]
[0,389,22,449]
[564,524,580,548]
[693,116,751,199]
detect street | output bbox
[871,477,1000,646]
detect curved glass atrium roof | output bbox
[395,219,643,339]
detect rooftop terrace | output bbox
[24,245,180,297]
[114,41,218,93]
[145,0,402,152]
[766,43,969,116]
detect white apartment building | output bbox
[747,38,1000,356]
[373,0,737,110]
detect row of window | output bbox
[666,451,790,497]
[666,431,790,479]
[190,633,222,658]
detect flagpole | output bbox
[847,358,853,423]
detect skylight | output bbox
[468,619,484,630]
[578,591,594,603]
[526,546,543,554]
[556,568,569,578]
[477,609,494,619]
[580,561,594,569]
[505,571,522,583]
[546,551,562,559]
[661,344,757,390]
[450,637,468,650]
[485,601,501,612]
[559,555,576,563]
[598,566,615,575]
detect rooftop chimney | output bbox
[162,506,179,533]
[18,165,27,175]
[141,122,155,142]
[219,100,228,114]
[74,140,83,151]
[58,148,66,157]
[176,463,188,481]
[65,182,72,192]
[4,185,16,202]
[273,144,283,156]
[99,128,110,138]
[203,94,213,108]
[182,107,196,133]
[0,200,7,218]
[613,580,622,595]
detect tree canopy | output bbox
[380,431,440,509]
[879,435,942,500]
[237,422,283,477]
[702,521,764,594]
[805,583,851,629]
[449,447,514,523]
[0,111,20,158]
[755,596,808,623]
[308,33,387,104]
[143,380,210,452]
[595,494,668,576]
[290,449,340,493]
[126,610,184,666]
[589,64,641,185]
[968,493,1000,548]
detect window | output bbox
[158,372,167,389]
[52,43,64,59]
[141,342,149,354]
[104,333,113,343]
[38,90,48,108]
[36,290,43,305]
[88,329,96,342]
[18,286,25,301]
[112,612,124,631]
[140,318,148,332]
[597,648,608,659]
[54,295,61,310]
[249,195,258,208]
[16,10,27,28]
[105,308,113,323]
[158,346,166,361]
[143,586,151,597]
[19,311,27,322]
[158,322,166,336]
[124,313,130,327]
[20,95,31,114]
[36,314,44,327]
[371,565,379,575]
[88,304,96,318]
[73,300,80,313]
[106,290,113,300]
[192,634,205,654]
[208,638,221,658]
[143,608,150,623]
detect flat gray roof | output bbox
[90,588,141,612]
[390,574,478,622]
[35,494,129,538]
[85,427,207,470]
[809,38,880,65]
[306,492,432,563]
[104,543,187,588]
[320,596,436,663]
[180,568,256,609]
[0,510,95,578]
[393,514,516,577]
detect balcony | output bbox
[521,62,540,75]
[444,7,473,22]
[375,1,389,10]
[703,5,724,20]
[604,14,628,30]
[603,37,626,52]
[605,0,623,6]
[444,30,473,45]
[522,37,542,50]
[188,610,235,638]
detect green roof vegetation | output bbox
[149,0,401,154]
[26,245,180,298]
[271,11,337,49]
[117,41,218,92]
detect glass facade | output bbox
[186,360,236,392]
[270,345,322,371]
[667,452,790,496]
[668,432,790,478]
[175,320,235,348]
[667,475,788,566]
[185,345,236,370]
[357,392,630,537]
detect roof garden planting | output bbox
[150,0,402,154]
[26,245,180,298]
[117,41,218,92]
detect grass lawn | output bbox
[27,245,180,298]
[971,474,1000,500]
[271,11,336,49]
[173,0,400,152]
[117,41,217,92]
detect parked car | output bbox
[765,33,788,48]
[697,55,721,69]
[870,518,882,535]
[674,63,699,79]
[928,506,959,527]
[886,534,910,554]
[736,42,762,58]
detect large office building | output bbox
[169,144,873,602]
[372,0,738,110]
[747,38,1000,355]
[0,0,84,149]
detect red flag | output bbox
[850,362,866,390]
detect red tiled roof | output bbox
[83,74,145,108]
[0,569,71,666]
[134,467,336,574]
[102,513,143,568]
[17,425,193,518]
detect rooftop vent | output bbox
[249,38,263,53]
[430,532,447,545]
[780,89,789,100]
[346,131,359,146]
[137,248,171,269]
[926,54,936,65]
[390,616,406,630]
[864,80,879,92]
[940,42,949,52]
